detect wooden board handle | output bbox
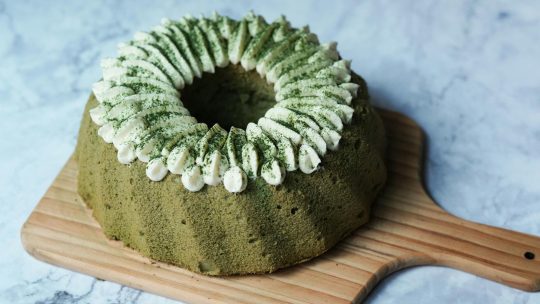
[375,200,540,292]
[375,109,540,292]
[430,214,540,291]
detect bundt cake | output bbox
[75,12,387,275]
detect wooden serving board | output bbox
[21,110,540,303]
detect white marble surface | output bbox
[1,0,539,303]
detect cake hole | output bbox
[181,219,186,225]
[248,238,258,244]
[198,261,218,273]
[276,205,282,209]
[182,65,276,130]
[291,207,298,215]
[354,139,362,150]
[340,228,353,239]
[524,251,535,260]
[358,106,368,115]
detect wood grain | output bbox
[21,109,540,303]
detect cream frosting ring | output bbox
[90,11,357,193]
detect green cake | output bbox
[75,12,387,275]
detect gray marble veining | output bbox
[1,0,539,303]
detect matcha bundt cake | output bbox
[75,12,387,275]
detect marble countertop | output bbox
[1,0,539,303]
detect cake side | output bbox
[75,72,387,275]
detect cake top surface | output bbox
[89,11,358,193]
